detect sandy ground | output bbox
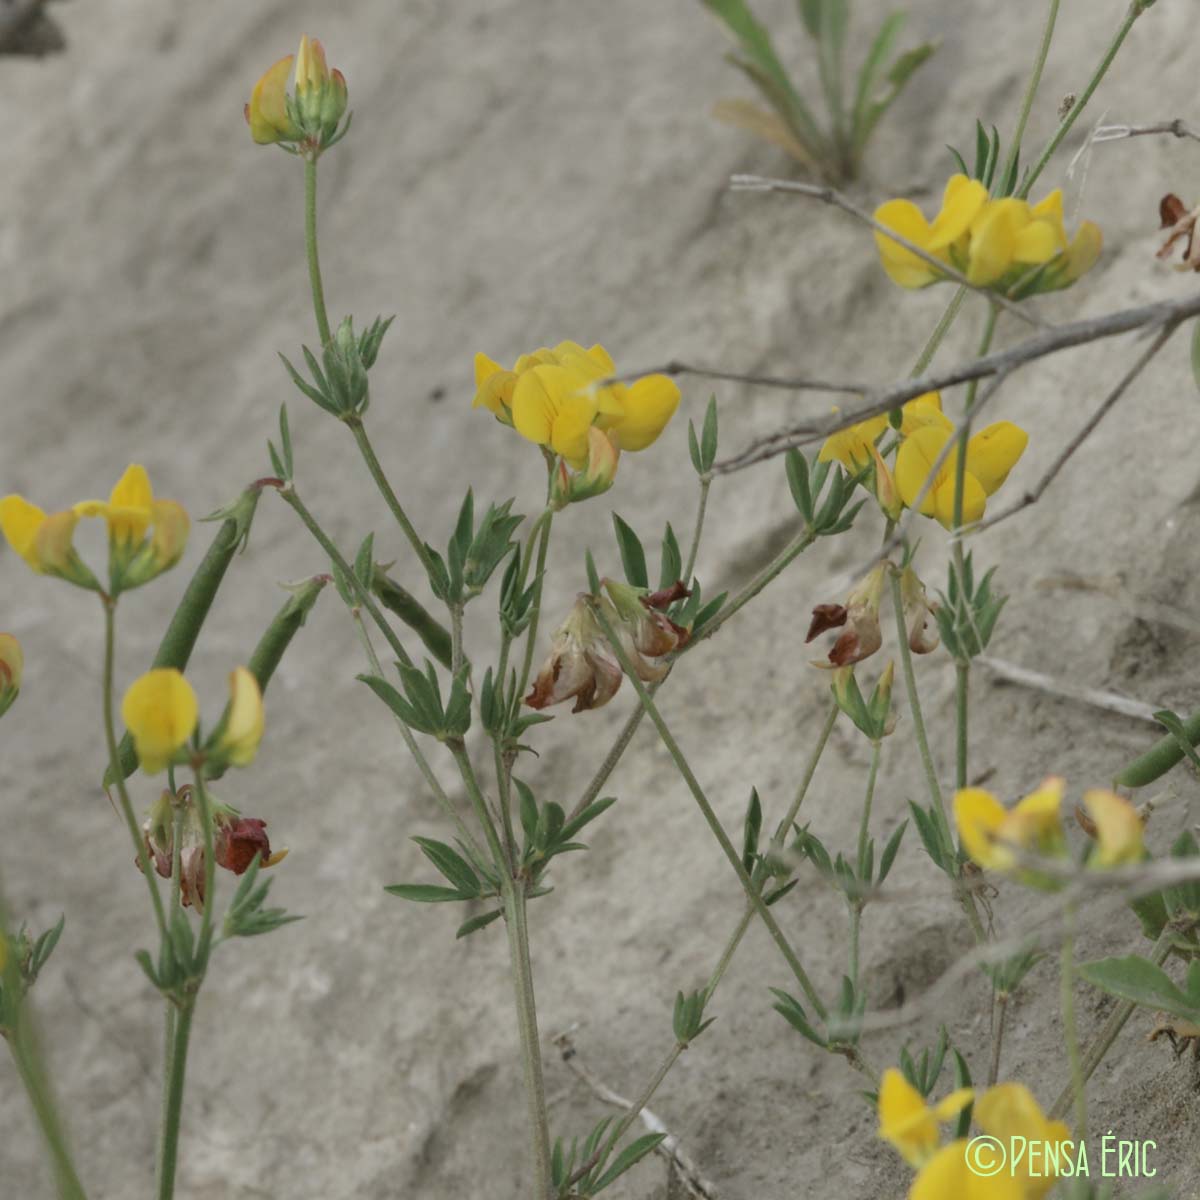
[2,1,1200,1196]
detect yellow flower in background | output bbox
[122,669,199,774]
[818,391,951,471]
[875,176,1101,296]
[75,463,154,545]
[1082,788,1144,867]
[955,777,1066,873]
[211,667,265,767]
[895,421,1027,529]
[0,633,22,718]
[475,341,680,470]
[908,1140,1024,1199]
[245,54,302,145]
[974,1084,1071,1200]
[877,1068,973,1168]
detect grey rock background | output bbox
[2,0,1199,1196]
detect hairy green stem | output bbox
[304,157,332,347]
[683,476,711,585]
[512,512,554,718]
[1059,906,1087,1139]
[591,603,825,1017]
[856,741,881,881]
[501,881,551,1198]
[1019,2,1145,198]
[988,992,1008,1087]
[1049,929,1172,1119]
[350,423,438,585]
[155,1001,195,1200]
[1001,0,1060,186]
[102,600,167,937]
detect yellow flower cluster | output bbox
[122,666,264,775]
[874,175,1101,295]
[879,1069,1069,1199]
[1,465,189,594]
[245,35,348,149]
[819,391,1028,529]
[955,777,1143,884]
[474,342,680,497]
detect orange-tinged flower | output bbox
[122,669,200,774]
[0,495,95,588]
[1082,788,1144,867]
[245,54,301,145]
[212,667,265,767]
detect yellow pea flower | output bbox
[480,341,679,470]
[955,777,1066,873]
[1082,788,1144,867]
[894,422,1028,529]
[966,198,1063,288]
[72,464,190,591]
[878,1068,973,1168]
[818,391,951,471]
[0,633,22,718]
[974,1083,1071,1200]
[874,175,989,288]
[122,669,200,774]
[211,667,265,768]
[0,495,97,589]
[908,1139,1025,1199]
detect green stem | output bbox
[349,610,487,871]
[450,743,510,878]
[691,529,815,648]
[856,741,881,880]
[449,603,465,675]
[280,487,414,668]
[910,288,967,377]
[889,571,946,833]
[568,703,649,824]
[1049,928,1172,1119]
[1019,2,1145,198]
[155,1000,195,1200]
[304,157,332,347]
[590,603,825,1018]
[1000,0,1060,187]
[7,1029,88,1200]
[156,792,185,1196]
[512,512,554,718]
[102,600,167,937]
[501,881,552,1199]
[682,476,711,585]
[349,422,438,585]
[988,992,1008,1087]
[1059,905,1087,1139]
[951,303,999,792]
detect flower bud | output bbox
[869,443,903,521]
[0,633,22,718]
[245,55,302,145]
[602,578,689,659]
[552,427,620,507]
[208,667,265,768]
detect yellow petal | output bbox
[121,669,199,775]
[910,1140,1026,1200]
[610,375,680,451]
[955,788,1012,871]
[967,200,1023,287]
[246,55,299,145]
[928,175,989,250]
[106,464,155,544]
[35,511,82,573]
[1083,788,1144,867]
[0,495,48,570]
[1007,777,1065,855]
[874,200,943,288]
[878,1069,939,1167]
[895,426,954,516]
[0,633,23,696]
[474,351,504,388]
[473,354,517,417]
[550,394,601,468]
[965,422,1028,496]
[976,1082,1072,1200]
[931,472,985,530]
[295,34,328,94]
[1031,188,1066,242]
[1013,218,1062,265]
[1063,220,1102,282]
[150,500,190,571]
[217,666,265,767]
[899,392,952,436]
[511,364,571,446]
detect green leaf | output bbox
[851,13,904,146]
[1078,955,1199,1022]
[785,449,813,520]
[700,395,719,471]
[743,788,763,871]
[877,820,907,884]
[560,796,616,843]
[585,548,602,596]
[659,523,683,591]
[384,883,469,903]
[592,1133,667,1191]
[413,837,481,897]
[456,910,503,939]
[278,403,294,476]
[769,987,827,1046]
[612,513,649,589]
[688,418,704,475]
